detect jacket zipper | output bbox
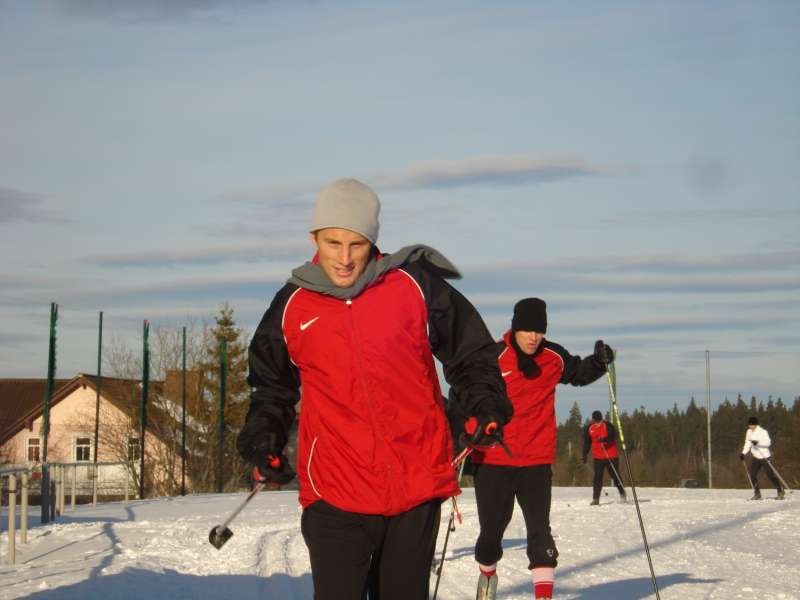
[345,298,393,488]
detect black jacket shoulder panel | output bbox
[403,263,512,423]
[543,340,606,387]
[237,283,300,462]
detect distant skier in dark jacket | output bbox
[236,178,511,600]
[453,297,613,600]
[740,416,785,500]
[582,411,626,505]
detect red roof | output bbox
[0,378,70,444]
[0,374,163,446]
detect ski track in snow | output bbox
[1,487,798,599]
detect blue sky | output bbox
[1,1,798,422]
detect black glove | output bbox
[751,440,758,446]
[253,453,296,485]
[237,415,295,485]
[594,340,615,365]
[464,414,504,447]
[598,436,608,443]
[237,413,286,461]
[740,453,745,461]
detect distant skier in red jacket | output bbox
[236,178,511,600]
[583,410,626,505]
[457,297,613,600]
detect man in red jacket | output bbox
[583,410,626,505]
[236,178,511,600]
[463,297,612,600]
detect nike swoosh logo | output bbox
[300,317,319,331]
[501,370,512,377]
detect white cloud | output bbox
[84,239,309,268]
[224,154,612,203]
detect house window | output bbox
[128,437,140,462]
[75,437,92,462]
[27,438,41,462]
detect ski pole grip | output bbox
[464,416,478,435]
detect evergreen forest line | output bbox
[102,306,797,494]
[553,394,800,490]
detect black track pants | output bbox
[592,458,624,500]
[473,463,558,569]
[749,458,782,493]
[300,499,441,600]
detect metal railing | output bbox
[1,461,133,565]
[0,467,29,565]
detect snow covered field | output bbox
[1,486,797,599]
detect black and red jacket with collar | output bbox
[583,420,619,460]
[240,260,507,516]
[469,330,606,467]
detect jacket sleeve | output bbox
[582,425,591,459]
[757,428,772,448]
[546,341,607,386]
[741,430,752,456]
[237,284,301,463]
[406,264,512,423]
[605,422,618,443]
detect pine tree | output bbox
[190,303,250,492]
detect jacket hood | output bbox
[287,244,461,300]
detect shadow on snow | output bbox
[437,498,783,595]
[15,569,313,600]
[557,572,722,599]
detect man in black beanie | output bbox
[461,297,614,600]
[583,410,626,505]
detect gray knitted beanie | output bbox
[309,178,380,243]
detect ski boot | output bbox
[777,489,786,500]
[476,571,498,600]
[589,499,600,506]
[750,491,762,501]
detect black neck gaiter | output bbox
[510,333,541,379]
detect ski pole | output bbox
[606,358,661,600]
[600,444,625,495]
[452,445,474,469]
[432,458,467,600]
[209,482,264,549]
[451,418,514,470]
[463,418,513,459]
[764,459,792,493]
[752,447,792,493]
[741,459,756,493]
[209,455,283,550]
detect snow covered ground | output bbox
[1,486,797,599]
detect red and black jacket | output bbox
[583,420,619,460]
[468,331,606,467]
[239,261,508,515]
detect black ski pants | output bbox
[300,498,441,600]
[749,457,782,493]
[592,457,624,501]
[473,463,558,570]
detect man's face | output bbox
[514,330,544,355]
[311,228,372,288]
[748,424,757,431]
